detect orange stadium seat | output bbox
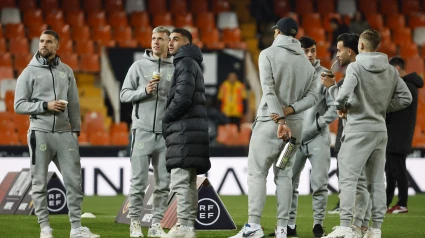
[399,43,419,58]
[380,0,399,16]
[57,39,74,54]
[175,14,193,27]
[358,0,377,15]
[130,11,150,28]
[405,56,424,76]
[402,0,422,15]
[19,0,37,11]
[41,0,59,12]
[117,39,138,48]
[27,24,48,39]
[92,25,116,47]
[421,46,425,58]
[201,28,225,50]
[316,0,335,15]
[22,9,44,26]
[80,54,100,73]
[0,53,12,67]
[222,28,246,49]
[50,24,71,42]
[114,26,132,42]
[72,25,91,41]
[87,11,107,28]
[5,23,25,39]
[295,0,313,15]
[379,28,391,44]
[17,130,28,145]
[83,0,103,13]
[83,111,105,132]
[45,10,65,27]
[110,122,128,134]
[196,12,216,29]
[323,13,341,33]
[409,13,425,28]
[62,0,81,11]
[0,67,14,80]
[170,0,187,15]
[320,58,332,69]
[90,132,110,145]
[76,40,95,55]
[66,10,85,27]
[217,124,238,146]
[212,0,230,14]
[296,27,305,38]
[60,53,79,71]
[274,0,291,18]
[379,42,397,57]
[0,0,16,8]
[386,14,406,31]
[191,0,209,15]
[105,0,124,12]
[111,131,129,146]
[147,0,167,14]
[109,11,128,28]
[0,131,19,145]
[316,41,331,59]
[78,131,89,144]
[13,53,32,73]
[153,13,172,26]
[302,13,322,31]
[134,26,153,48]
[366,13,384,30]
[393,28,412,45]
[305,28,326,42]
[9,38,29,55]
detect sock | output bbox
[248,223,261,229]
[288,224,295,229]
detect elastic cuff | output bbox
[340,220,351,227]
[248,215,261,225]
[371,222,382,229]
[43,101,48,111]
[289,105,296,114]
[353,218,363,228]
[71,221,81,229]
[40,221,50,229]
[178,218,194,227]
[277,218,288,227]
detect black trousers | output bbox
[385,152,409,207]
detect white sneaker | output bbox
[323,226,361,238]
[70,226,100,238]
[130,220,143,237]
[363,228,381,238]
[40,227,53,238]
[274,227,287,238]
[229,223,265,238]
[148,223,166,237]
[161,223,196,238]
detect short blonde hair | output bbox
[152,26,171,36]
[360,29,381,51]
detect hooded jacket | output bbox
[335,52,412,132]
[162,44,211,175]
[301,60,338,144]
[14,53,80,133]
[386,72,424,154]
[120,50,174,132]
[257,34,317,121]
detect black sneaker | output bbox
[312,224,325,237]
[328,200,340,214]
[287,225,298,237]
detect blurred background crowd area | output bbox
[0,0,424,150]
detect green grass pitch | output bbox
[0,194,424,237]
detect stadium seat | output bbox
[125,0,146,13]
[273,0,291,18]
[212,0,230,14]
[57,39,74,54]
[175,14,193,27]
[111,131,130,146]
[323,13,341,33]
[393,28,413,45]
[402,0,422,15]
[13,53,32,74]
[60,53,79,71]
[19,0,37,11]
[41,0,59,12]
[386,14,406,31]
[378,42,397,57]
[366,13,384,30]
[191,0,209,15]
[27,24,48,39]
[130,11,150,28]
[105,0,124,12]
[79,54,100,73]
[295,0,313,15]
[201,28,225,50]
[23,9,44,26]
[9,38,29,55]
[316,0,335,15]
[380,0,399,16]
[216,124,238,145]
[399,43,419,58]
[108,11,128,28]
[72,25,91,41]
[45,10,64,27]
[409,13,425,29]
[358,0,377,15]
[78,131,89,144]
[147,0,167,14]
[320,57,332,69]
[83,0,103,13]
[0,0,16,8]
[0,112,13,121]
[134,26,153,48]
[0,53,12,67]
[87,11,107,28]
[89,132,110,145]
[66,10,85,27]
[316,41,331,59]
[0,67,14,80]
[302,13,323,31]
[93,25,116,47]
[222,28,246,49]
[5,23,25,39]
[196,12,216,29]
[170,0,187,15]
[185,26,204,49]
[50,24,71,42]
[234,123,252,146]
[305,28,326,42]
[217,12,239,29]
[0,131,19,145]
[379,28,391,44]
[17,130,28,145]
[110,122,129,134]
[296,27,305,38]
[405,56,424,77]
[153,13,172,26]
[0,7,21,24]
[114,26,133,42]
[61,0,81,11]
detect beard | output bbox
[39,49,53,59]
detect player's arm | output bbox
[317,85,339,129]
[335,65,358,110]
[290,70,319,114]
[14,68,47,115]
[388,76,412,112]
[67,71,81,133]
[120,63,152,103]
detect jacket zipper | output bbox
[152,58,160,132]
[49,65,56,132]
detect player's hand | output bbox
[321,74,336,88]
[277,123,292,141]
[270,113,279,123]
[47,101,66,112]
[337,108,347,119]
[146,79,160,95]
[283,106,294,116]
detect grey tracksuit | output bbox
[120,50,174,224]
[248,34,318,227]
[335,53,412,229]
[14,53,82,229]
[289,60,338,226]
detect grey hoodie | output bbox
[14,53,80,132]
[335,52,412,132]
[301,60,338,144]
[257,34,318,121]
[120,50,174,132]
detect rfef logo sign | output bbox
[196,198,220,226]
[47,188,66,212]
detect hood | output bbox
[313,59,321,70]
[271,34,303,55]
[355,52,388,73]
[143,49,173,64]
[403,72,424,88]
[173,44,203,66]
[29,52,61,68]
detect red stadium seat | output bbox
[134,26,153,49]
[386,14,406,31]
[274,0,291,18]
[170,0,187,15]
[153,13,172,26]
[61,0,81,11]
[0,53,13,67]
[60,53,79,71]
[23,9,44,26]
[71,25,91,41]
[109,11,128,28]
[66,10,85,27]
[191,0,209,15]
[80,54,100,73]
[105,0,124,12]
[175,14,193,27]
[130,11,150,28]
[87,11,107,28]
[5,23,25,39]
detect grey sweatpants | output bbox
[354,169,372,228]
[28,130,83,229]
[248,119,303,227]
[289,132,331,226]
[338,132,387,229]
[170,168,197,227]
[129,129,170,224]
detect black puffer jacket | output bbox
[386,72,424,154]
[162,44,211,175]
